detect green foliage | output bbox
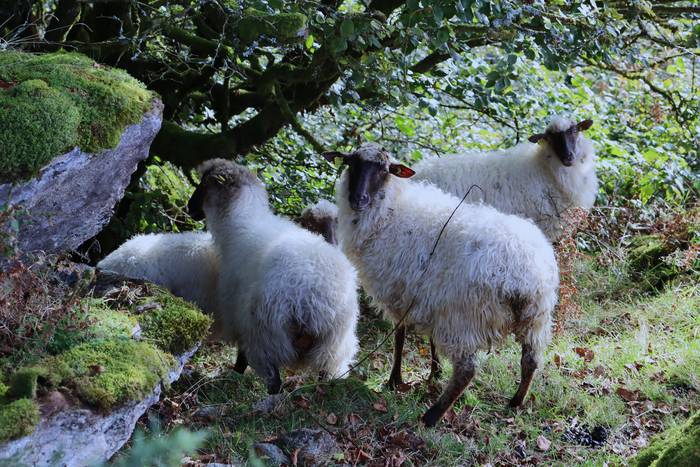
[632,412,700,467]
[237,9,307,43]
[104,427,207,467]
[138,291,212,355]
[0,51,153,182]
[0,398,40,443]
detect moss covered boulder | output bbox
[631,411,700,467]
[0,282,210,466]
[0,51,162,253]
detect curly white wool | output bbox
[335,159,558,366]
[200,160,359,387]
[97,231,219,317]
[413,116,597,240]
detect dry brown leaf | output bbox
[553,353,563,367]
[536,434,551,452]
[373,398,388,413]
[574,347,594,362]
[616,386,639,402]
[326,412,338,425]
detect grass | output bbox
[152,256,699,465]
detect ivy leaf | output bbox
[341,19,354,38]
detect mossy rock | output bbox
[0,398,40,442]
[631,411,700,467]
[237,9,307,43]
[138,291,212,355]
[0,50,154,182]
[8,339,174,412]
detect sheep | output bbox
[97,199,339,343]
[296,199,339,245]
[97,231,220,318]
[323,143,559,426]
[412,116,597,241]
[187,159,359,393]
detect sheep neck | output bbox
[208,184,271,248]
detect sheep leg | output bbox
[509,343,538,408]
[233,350,248,374]
[265,366,282,394]
[422,353,475,427]
[386,325,406,389]
[427,338,442,383]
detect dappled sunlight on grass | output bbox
[152,269,699,465]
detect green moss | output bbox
[0,50,154,182]
[632,412,700,467]
[138,291,212,355]
[9,339,173,411]
[6,367,51,400]
[0,398,40,442]
[237,9,307,43]
[46,299,136,355]
[53,339,174,410]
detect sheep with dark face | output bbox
[413,116,597,241]
[188,159,359,393]
[325,144,558,427]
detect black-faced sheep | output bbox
[324,144,559,426]
[413,116,597,241]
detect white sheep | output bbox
[323,144,559,426]
[187,159,359,393]
[413,116,597,241]
[97,231,220,318]
[296,199,339,245]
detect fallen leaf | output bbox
[616,386,639,402]
[347,413,363,426]
[290,448,299,466]
[326,412,338,425]
[593,365,606,377]
[294,396,310,409]
[553,353,563,367]
[389,430,426,450]
[574,347,594,362]
[536,434,551,452]
[373,398,388,413]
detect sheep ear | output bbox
[322,151,351,163]
[528,133,546,143]
[389,163,415,178]
[577,119,593,131]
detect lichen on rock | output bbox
[138,290,212,355]
[0,50,154,182]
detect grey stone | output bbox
[279,428,340,466]
[252,393,285,415]
[0,99,163,253]
[0,345,199,467]
[253,442,290,466]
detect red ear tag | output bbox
[389,164,416,178]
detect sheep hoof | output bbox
[508,396,524,408]
[421,408,442,427]
[385,377,403,391]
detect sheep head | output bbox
[323,143,415,212]
[187,158,262,221]
[297,200,339,245]
[528,117,593,167]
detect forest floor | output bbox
[148,254,699,466]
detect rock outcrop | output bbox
[0,51,162,254]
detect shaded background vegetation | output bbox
[1,0,698,257]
